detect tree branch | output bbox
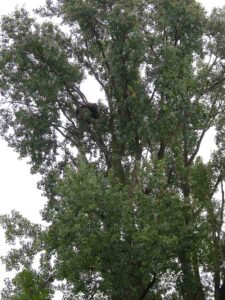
[210,175,222,199]
[139,273,156,300]
[189,94,220,164]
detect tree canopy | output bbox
[0,0,225,299]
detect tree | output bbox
[0,0,225,299]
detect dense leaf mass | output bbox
[0,0,225,299]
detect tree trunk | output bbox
[180,175,205,299]
[179,257,205,299]
[192,252,205,300]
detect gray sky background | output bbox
[0,0,224,298]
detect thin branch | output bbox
[188,126,210,165]
[189,93,220,164]
[205,55,219,79]
[203,77,225,96]
[219,180,225,237]
[210,175,222,199]
[88,126,111,169]
[197,75,225,101]
[149,86,156,103]
[87,20,112,73]
[84,55,106,91]
[149,44,160,60]
[32,49,88,104]
[139,273,156,300]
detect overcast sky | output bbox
[0,0,224,298]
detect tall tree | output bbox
[0,0,225,299]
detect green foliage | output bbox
[0,0,225,299]
[42,162,183,298]
[1,269,52,300]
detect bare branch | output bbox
[189,92,220,164]
[139,273,156,300]
[210,175,222,199]
[219,180,225,236]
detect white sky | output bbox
[0,0,224,298]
